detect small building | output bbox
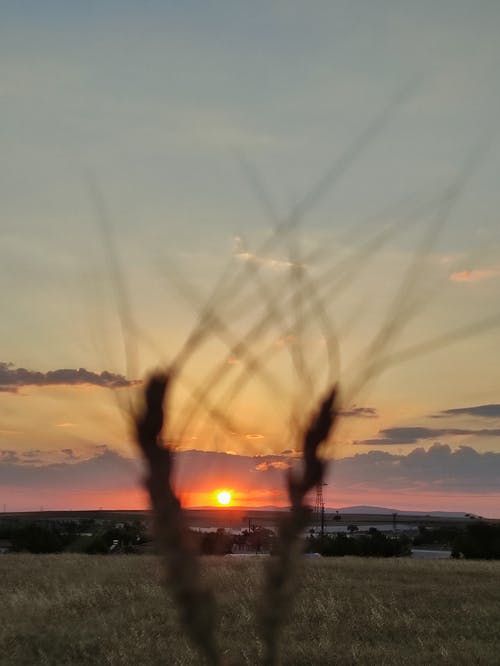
[232,542,264,555]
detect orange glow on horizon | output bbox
[4,485,500,517]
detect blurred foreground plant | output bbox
[134,365,338,666]
[104,96,499,664]
[135,371,221,665]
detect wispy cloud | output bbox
[340,406,378,419]
[449,269,500,283]
[0,450,19,464]
[433,404,500,419]
[0,447,83,465]
[233,236,302,270]
[255,461,291,471]
[354,425,500,446]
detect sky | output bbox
[1,1,500,515]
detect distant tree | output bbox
[85,534,109,554]
[307,531,411,557]
[453,522,500,559]
[13,523,72,553]
[413,524,462,547]
[199,529,234,555]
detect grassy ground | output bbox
[1,555,499,665]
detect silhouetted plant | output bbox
[135,372,221,665]
[260,387,338,666]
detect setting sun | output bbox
[216,490,232,506]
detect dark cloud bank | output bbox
[334,444,500,492]
[1,444,499,496]
[0,362,134,391]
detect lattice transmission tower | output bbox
[313,482,327,537]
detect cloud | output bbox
[449,269,500,283]
[61,448,77,459]
[0,447,140,490]
[433,404,500,419]
[0,448,293,495]
[255,461,291,471]
[333,444,500,493]
[0,450,20,464]
[22,449,42,458]
[354,426,500,446]
[0,362,135,390]
[233,236,302,271]
[2,444,499,501]
[173,450,295,492]
[0,386,18,393]
[340,406,378,418]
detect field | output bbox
[1,555,500,665]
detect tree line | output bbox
[2,520,500,558]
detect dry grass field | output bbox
[1,555,500,665]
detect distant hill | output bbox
[328,505,471,518]
[2,505,479,521]
[332,505,398,515]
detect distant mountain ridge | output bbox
[328,505,471,518]
[191,504,472,518]
[3,506,484,519]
